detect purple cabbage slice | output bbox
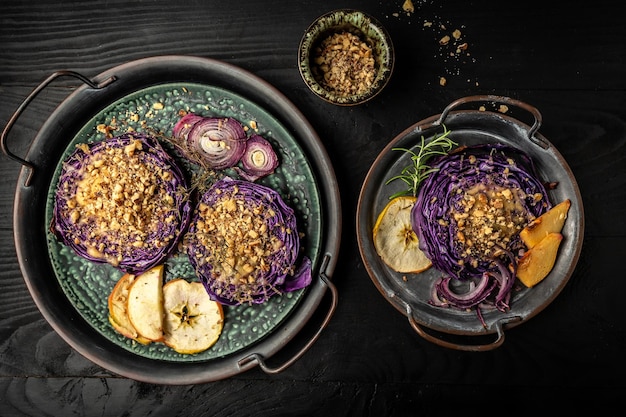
[412,143,551,282]
[51,132,191,274]
[186,177,312,306]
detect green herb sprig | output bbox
[386,125,457,199]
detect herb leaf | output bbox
[386,125,457,199]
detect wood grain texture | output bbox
[2,0,626,415]
[1,376,624,416]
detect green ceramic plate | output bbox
[46,82,322,362]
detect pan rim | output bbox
[12,55,342,383]
[356,105,584,345]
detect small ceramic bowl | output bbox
[298,9,394,106]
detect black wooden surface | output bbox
[1,0,625,415]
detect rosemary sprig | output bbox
[386,125,457,199]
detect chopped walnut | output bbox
[62,139,178,264]
[451,179,535,260]
[312,31,376,97]
[402,0,415,13]
[192,192,283,289]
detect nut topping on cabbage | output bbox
[412,143,551,281]
[51,133,191,274]
[186,177,312,306]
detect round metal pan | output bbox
[357,95,584,351]
[2,56,341,383]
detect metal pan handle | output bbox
[237,254,338,374]
[408,313,522,352]
[392,296,521,351]
[433,95,549,149]
[1,70,116,187]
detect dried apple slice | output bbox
[127,265,165,342]
[162,279,224,354]
[373,196,432,273]
[108,272,151,344]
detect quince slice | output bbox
[520,199,571,249]
[516,232,563,288]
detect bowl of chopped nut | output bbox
[298,9,394,106]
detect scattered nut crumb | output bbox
[402,0,415,13]
[96,120,117,138]
[152,102,164,110]
[498,105,509,113]
[388,6,479,87]
[439,76,447,86]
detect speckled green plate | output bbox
[46,81,320,361]
[10,56,341,384]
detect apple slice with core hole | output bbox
[162,279,224,354]
[373,196,432,274]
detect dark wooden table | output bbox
[2,0,625,415]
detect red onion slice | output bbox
[435,274,496,309]
[186,117,248,169]
[172,113,203,141]
[236,134,279,181]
